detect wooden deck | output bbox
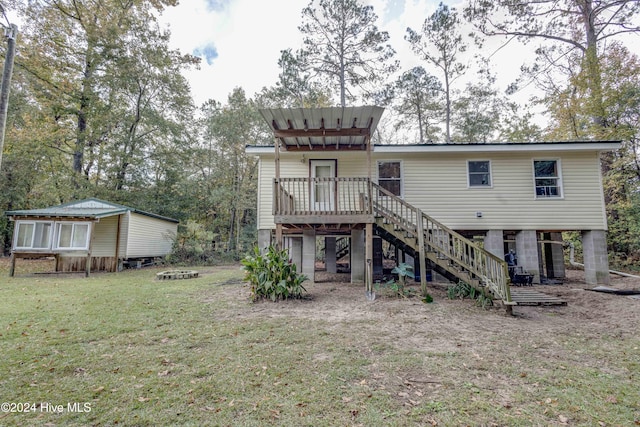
[510,287,567,306]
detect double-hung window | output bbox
[468,160,492,187]
[377,161,402,196]
[55,222,90,250]
[14,221,53,249]
[534,160,562,198]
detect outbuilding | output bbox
[5,198,178,276]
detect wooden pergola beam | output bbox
[273,128,371,138]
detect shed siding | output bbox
[125,213,177,258]
[258,149,607,231]
[91,216,118,257]
[118,213,130,258]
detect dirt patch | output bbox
[214,268,640,348]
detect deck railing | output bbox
[272,177,511,303]
[370,182,511,303]
[273,177,372,215]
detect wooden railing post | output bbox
[416,209,428,296]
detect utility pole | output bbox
[0,23,17,170]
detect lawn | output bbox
[0,262,638,426]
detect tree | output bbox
[384,66,443,143]
[464,0,640,134]
[406,2,467,142]
[299,0,398,107]
[256,49,332,108]
[451,65,504,143]
[15,0,193,193]
[195,88,269,252]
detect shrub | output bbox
[447,280,493,309]
[241,245,307,302]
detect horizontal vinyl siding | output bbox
[257,152,370,229]
[118,213,129,257]
[397,151,606,230]
[91,216,118,257]
[125,213,178,258]
[256,149,607,231]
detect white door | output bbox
[310,160,336,211]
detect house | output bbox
[247,106,620,307]
[5,198,178,276]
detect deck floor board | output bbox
[510,287,567,306]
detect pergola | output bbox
[258,106,386,293]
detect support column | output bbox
[9,252,16,277]
[286,236,302,271]
[582,230,610,285]
[484,229,504,258]
[351,229,365,283]
[545,232,566,279]
[302,229,316,283]
[516,230,540,284]
[365,223,373,294]
[258,229,271,253]
[325,237,337,274]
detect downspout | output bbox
[568,242,640,279]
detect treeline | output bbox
[0,0,639,269]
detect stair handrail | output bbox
[370,182,511,303]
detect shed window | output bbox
[14,221,53,249]
[534,160,562,198]
[56,223,90,249]
[378,161,402,196]
[468,161,492,187]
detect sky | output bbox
[159,0,529,108]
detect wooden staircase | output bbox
[370,183,513,306]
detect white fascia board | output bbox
[372,142,621,153]
[245,142,622,156]
[245,146,274,155]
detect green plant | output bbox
[447,281,473,299]
[241,245,307,301]
[376,278,411,298]
[475,290,494,309]
[375,263,417,298]
[422,293,434,303]
[447,281,493,309]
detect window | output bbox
[55,222,90,249]
[468,161,492,187]
[378,161,402,196]
[534,160,562,198]
[14,221,53,249]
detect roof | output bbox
[246,140,622,155]
[5,198,179,223]
[259,106,384,151]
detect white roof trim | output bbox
[246,141,621,155]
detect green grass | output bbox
[0,264,638,426]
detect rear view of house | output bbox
[5,198,178,276]
[247,106,619,307]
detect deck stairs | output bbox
[335,237,350,260]
[369,183,512,305]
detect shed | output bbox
[5,198,178,276]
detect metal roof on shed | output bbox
[5,198,179,223]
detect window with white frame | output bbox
[55,222,90,249]
[534,160,562,198]
[468,160,492,187]
[14,221,53,249]
[378,161,402,196]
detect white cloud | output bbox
[160,0,533,107]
